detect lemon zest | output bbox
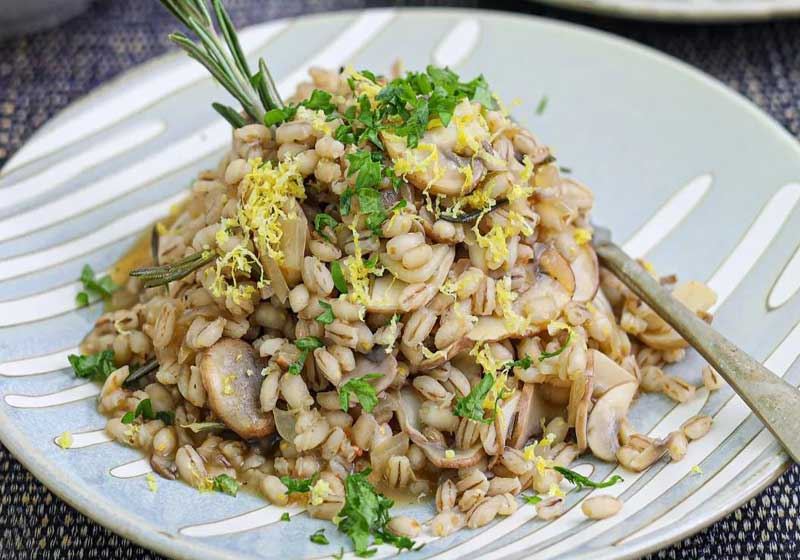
[344,223,373,307]
[548,483,565,498]
[146,473,158,493]
[310,479,331,506]
[573,228,592,245]
[222,374,236,396]
[444,449,456,460]
[56,431,73,449]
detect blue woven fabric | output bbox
[1,1,799,558]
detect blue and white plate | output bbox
[1,8,799,560]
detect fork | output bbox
[592,224,800,463]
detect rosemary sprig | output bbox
[123,359,159,387]
[440,199,510,224]
[130,251,215,288]
[158,0,283,125]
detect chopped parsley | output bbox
[331,260,348,293]
[522,494,542,505]
[309,528,330,545]
[314,212,339,242]
[263,88,337,126]
[121,398,173,425]
[288,336,324,375]
[280,512,291,522]
[453,355,533,424]
[339,373,382,413]
[75,264,118,307]
[68,350,117,382]
[337,469,415,557]
[280,473,319,494]
[212,474,240,496]
[536,95,548,115]
[554,466,623,491]
[315,301,335,325]
[453,372,494,424]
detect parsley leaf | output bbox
[212,474,240,496]
[121,398,173,425]
[333,548,345,560]
[453,373,494,424]
[280,473,319,494]
[303,89,336,113]
[314,212,339,242]
[316,301,335,325]
[522,494,542,505]
[339,374,382,413]
[68,350,116,382]
[288,337,324,375]
[553,466,623,491]
[347,151,383,191]
[310,528,330,545]
[331,261,348,293]
[76,264,118,307]
[280,512,291,522]
[536,95,549,115]
[337,469,415,557]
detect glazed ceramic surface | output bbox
[1,8,799,560]
[530,0,800,23]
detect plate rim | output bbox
[1,7,798,560]
[529,0,800,23]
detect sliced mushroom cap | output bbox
[638,328,688,351]
[382,133,471,197]
[539,247,576,296]
[367,275,408,314]
[380,245,455,284]
[200,338,274,439]
[591,349,637,398]
[277,199,308,287]
[672,280,717,313]
[571,245,599,302]
[515,274,572,329]
[510,383,544,448]
[390,387,427,445]
[417,441,485,469]
[340,354,398,402]
[482,391,520,457]
[587,381,637,461]
[415,337,472,372]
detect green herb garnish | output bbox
[331,260,348,293]
[288,336,324,375]
[121,398,174,425]
[280,473,319,494]
[536,95,548,115]
[522,494,542,505]
[280,512,291,522]
[339,374,382,413]
[310,528,330,545]
[76,264,118,307]
[68,350,117,382]
[453,373,494,424]
[212,474,240,496]
[316,301,335,325]
[337,469,415,557]
[554,466,623,490]
[539,332,573,361]
[180,421,227,433]
[314,212,339,242]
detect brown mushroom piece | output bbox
[416,441,485,469]
[200,338,275,439]
[510,383,545,448]
[539,247,576,296]
[591,349,636,398]
[482,392,520,459]
[390,387,428,445]
[587,381,638,461]
[380,245,455,284]
[570,245,600,302]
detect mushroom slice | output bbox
[587,381,637,461]
[515,275,572,329]
[591,349,636,398]
[340,354,398,401]
[390,387,427,445]
[467,316,516,342]
[367,275,408,314]
[371,432,409,475]
[200,338,274,439]
[638,329,688,351]
[482,392,520,458]
[415,337,472,372]
[571,245,600,302]
[539,247,576,296]
[672,280,717,313]
[380,245,455,284]
[277,199,308,286]
[382,133,468,196]
[416,441,485,469]
[510,384,544,448]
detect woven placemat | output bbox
[1,1,799,558]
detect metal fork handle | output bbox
[594,239,800,463]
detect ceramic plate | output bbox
[530,0,800,22]
[1,8,799,560]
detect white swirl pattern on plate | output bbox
[0,9,799,560]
